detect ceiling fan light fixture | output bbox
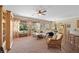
[38,13,42,16]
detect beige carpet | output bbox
[8,36,61,53]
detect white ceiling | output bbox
[4,5,79,21]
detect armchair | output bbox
[47,33,63,50]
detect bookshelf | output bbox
[0,6,6,52]
[0,5,13,52]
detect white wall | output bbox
[55,17,79,30]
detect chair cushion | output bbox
[56,33,63,40]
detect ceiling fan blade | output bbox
[42,10,47,12]
[39,10,47,14]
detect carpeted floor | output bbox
[8,36,61,53]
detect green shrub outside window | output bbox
[19,23,28,31]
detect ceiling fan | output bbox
[37,9,47,16]
[32,6,47,16]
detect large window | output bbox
[19,23,28,31]
[19,23,28,36]
[32,23,40,33]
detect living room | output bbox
[0,5,79,53]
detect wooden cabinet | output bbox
[6,10,13,51]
